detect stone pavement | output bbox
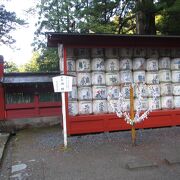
[0,126,180,180]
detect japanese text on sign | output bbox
[52,75,73,92]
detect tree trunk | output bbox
[136,0,156,35]
[145,12,156,34]
[136,9,145,34]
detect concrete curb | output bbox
[0,116,62,132]
[165,158,180,165]
[0,133,10,166]
[126,159,158,169]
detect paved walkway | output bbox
[0,126,180,180]
[0,133,10,165]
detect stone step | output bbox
[127,159,158,169]
[165,157,180,165]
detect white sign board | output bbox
[52,75,73,92]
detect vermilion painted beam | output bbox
[0,56,5,120]
[0,85,5,120]
[67,109,180,135]
[6,103,35,110]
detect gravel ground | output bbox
[0,126,180,180]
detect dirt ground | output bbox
[1,126,180,180]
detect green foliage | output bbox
[33,0,124,72]
[21,49,59,72]
[36,48,59,72]
[0,5,25,46]
[75,0,136,34]
[33,0,76,50]
[21,52,40,72]
[29,0,180,72]
[4,61,19,73]
[76,0,119,33]
[156,0,180,35]
[34,0,137,44]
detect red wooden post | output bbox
[63,47,70,134]
[0,55,5,120]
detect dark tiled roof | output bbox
[47,33,180,48]
[2,72,60,84]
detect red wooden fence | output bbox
[0,57,62,120]
[5,98,62,119]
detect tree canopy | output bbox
[22,49,59,72]
[156,0,180,35]
[0,4,25,46]
[33,0,180,41]
[4,61,19,73]
[17,0,180,72]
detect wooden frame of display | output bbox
[47,33,180,135]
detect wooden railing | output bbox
[4,94,62,119]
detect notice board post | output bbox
[52,75,72,149]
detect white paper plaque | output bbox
[52,75,73,92]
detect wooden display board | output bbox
[47,33,180,135]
